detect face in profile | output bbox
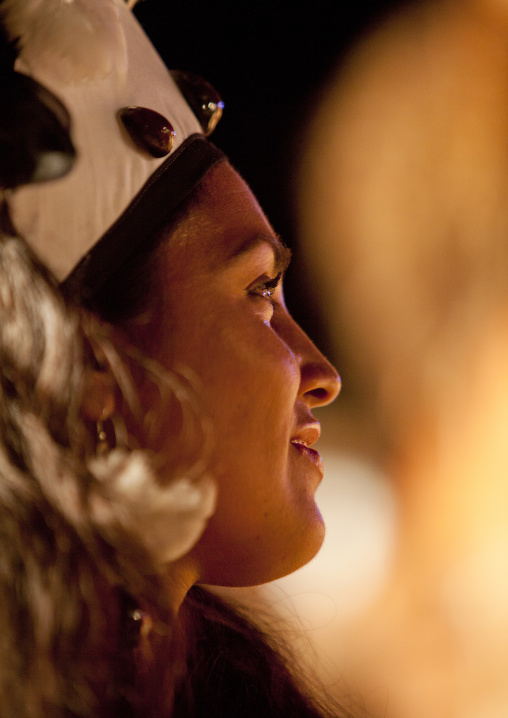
[126,161,340,587]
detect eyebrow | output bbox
[227,233,292,275]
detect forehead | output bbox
[159,161,281,273]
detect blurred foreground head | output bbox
[298,1,508,716]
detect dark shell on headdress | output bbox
[119,106,176,158]
[171,71,224,137]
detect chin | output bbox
[205,520,326,588]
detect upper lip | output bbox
[290,422,321,448]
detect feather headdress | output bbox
[2,0,128,82]
[2,0,224,283]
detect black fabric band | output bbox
[62,134,225,302]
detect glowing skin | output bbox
[127,161,341,589]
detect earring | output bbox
[96,418,109,457]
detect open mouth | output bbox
[290,439,324,475]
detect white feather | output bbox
[89,450,217,565]
[1,0,128,83]
[18,414,216,568]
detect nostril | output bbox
[307,387,330,403]
[299,360,341,408]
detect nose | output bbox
[300,354,341,407]
[277,313,341,408]
[299,342,341,408]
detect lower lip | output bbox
[291,442,324,477]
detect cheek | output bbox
[149,291,301,476]
[167,294,299,406]
[206,321,299,424]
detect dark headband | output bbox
[62,134,225,303]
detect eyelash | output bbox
[249,272,282,302]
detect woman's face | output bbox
[127,161,340,587]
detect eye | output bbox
[248,272,282,303]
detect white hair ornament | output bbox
[88,449,217,566]
[15,413,216,568]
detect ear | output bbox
[81,369,116,423]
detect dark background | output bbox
[134,0,415,350]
